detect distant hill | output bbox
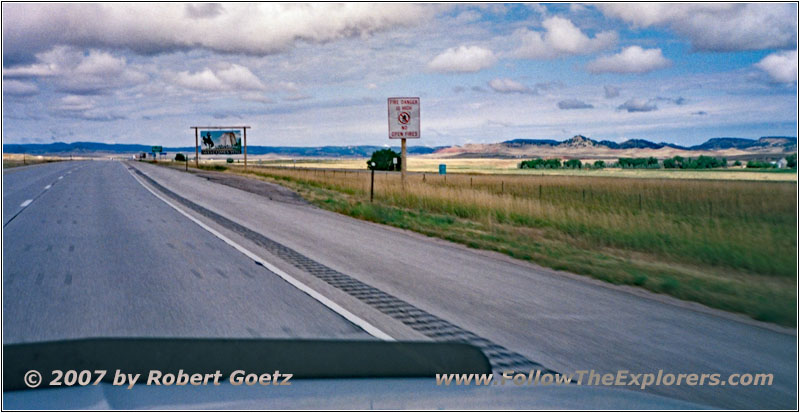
[2,141,443,157]
[448,135,797,159]
[3,136,796,159]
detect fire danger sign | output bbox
[388,97,420,139]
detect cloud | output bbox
[3,47,147,94]
[755,50,798,83]
[3,80,39,96]
[652,96,687,106]
[55,95,95,112]
[184,3,224,19]
[428,45,496,73]
[617,98,657,112]
[241,93,274,104]
[1,3,430,60]
[587,46,671,74]
[599,3,797,52]
[603,85,620,98]
[48,94,126,121]
[513,16,617,59]
[172,64,265,91]
[557,99,593,110]
[488,78,532,94]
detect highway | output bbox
[3,160,797,409]
[2,161,370,343]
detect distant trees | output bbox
[519,158,562,169]
[618,157,659,169]
[593,160,605,169]
[368,148,401,171]
[174,153,186,162]
[564,159,582,169]
[746,160,776,169]
[787,153,797,168]
[663,155,727,169]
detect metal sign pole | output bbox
[401,138,407,189]
[194,127,199,168]
[243,127,248,169]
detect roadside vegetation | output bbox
[2,154,68,168]
[165,161,797,327]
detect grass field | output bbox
[251,157,798,181]
[177,160,797,326]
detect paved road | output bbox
[3,161,370,343]
[131,161,796,409]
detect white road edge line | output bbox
[44,185,52,190]
[58,176,64,180]
[20,199,33,208]
[126,166,395,341]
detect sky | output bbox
[2,3,798,148]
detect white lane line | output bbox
[125,167,395,341]
[44,184,52,190]
[58,176,64,180]
[20,199,33,208]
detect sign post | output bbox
[388,97,420,188]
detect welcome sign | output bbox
[200,130,242,154]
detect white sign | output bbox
[388,97,420,139]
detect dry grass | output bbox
[252,157,797,181]
[2,154,74,169]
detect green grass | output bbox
[171,163,798,326]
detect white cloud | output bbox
[172,64,265,91]
[755,50,798,84]
[428,45,496,73]
[587,46,671,74]
[599,3,797,52]
[3,47,147,94]
[55,95,95,111]
[488,78,532,94]
[3,80,39,96]
[50,95,127,121]
[617,98,657,112]
[513,16,617,59]
[2,3,431,59]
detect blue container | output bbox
[439,164,446,175]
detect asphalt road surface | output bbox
[3,161,370,343]
[3,160,796,409]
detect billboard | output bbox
[388,97,420,139]
[200,130,242,154]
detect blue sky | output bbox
[2,3,797,147]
